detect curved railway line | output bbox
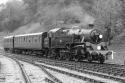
[3,51,125,83]
[7,56,105,83]
[12,58,32,83]
[12,58,63,83]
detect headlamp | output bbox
[99,35,103,38]
[97,46,101,50]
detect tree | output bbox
[91,0,123,45]
[23,0,38,23]
[0,0,26,31]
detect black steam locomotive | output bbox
[3,25,112,63]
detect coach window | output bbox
[22,37,23,43]
[18,38,19,43]
[16,38,17,43]
[30,37,33,43]
[19,37,20,43]
[20,37,21,43]
[35,39,37,42]
[17,38,18,43]
[20,37,22,43]
[24,37,25,42]
[27,37,28,42]
[32,36,34,43]
[16,38,18,43]
[25,37,27,42]
[30,36,32,43]
[19,37,20,42]
[15,38,17,43]
[15,37,17,42]
[18,38,20,43]
[15,38,16,42]
[21,37,22,43]
[29,39,31,43]
[39,36,40,42]
[18,37,20,43]
[7,39,8,43]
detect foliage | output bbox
[0,0,26,31]
[0,0,125,41]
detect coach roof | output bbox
[4,36,14,39]
[14,32,44,37]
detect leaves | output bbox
[0,0,124,38]
[0,0,26,31]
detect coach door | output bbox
[42,32,47,48]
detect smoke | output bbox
[83,14,95,25]
[15,0,96,34]
[39,0,95,30]
[62,2,95,26]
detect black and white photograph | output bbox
[0,0,125,83]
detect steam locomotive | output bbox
[3,25,112,63]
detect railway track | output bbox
[18,59,63,83]
[12,58,32,83]
[10,57,105,83]
[39,60,125,82]
[3,51,125,83]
